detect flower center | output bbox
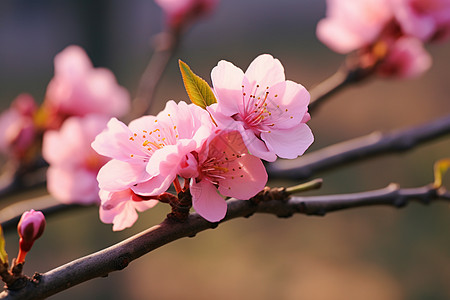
[127,114,180,161]
[236,83,280,133]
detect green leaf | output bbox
[433,158,450,188]
[0,226,8,265]
[179,60,217,109]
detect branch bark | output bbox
[0,183,447,300]
[267,114,450,180]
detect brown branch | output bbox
[0,195,86,232]
[125,31,180,122]
[267,114,450,180]
[308,56,375,114]
[0,183,447,300]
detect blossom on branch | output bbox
[316,0,393,54]
[377,37,432,78]
[181,130,267,222]
[210,54,313,161]
[0,94,37,160]
[42,45,130,129]
[155,0,219,32]
[92,100,214,197]
[43,115,110,205]
[393,0,450,41]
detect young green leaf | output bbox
[433,158,450,188]
[179,60,217,109]
[0,226,8,265]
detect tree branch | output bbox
[126,31,180,122]
[267,114,450,180]
[0,183,447,300]
[308,56,375,114]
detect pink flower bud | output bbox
[16,210,46,263]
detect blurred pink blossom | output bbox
[393,0,450,41]
[183,130,267,222]
[0,94,37,159]
[44,45,130,129]
[43,115,110,205]
[99,189,158,231]
[316,0,394,53]
[377,37,432,78]
[155,0,218,31]
[210,54,313,162]
[17,209,46,263]
[92,100,214,197]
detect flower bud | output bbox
[16,210,46,263]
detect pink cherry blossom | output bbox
[92,100,214,196]
[377,37,432,78]
[43,115,110,205]
[183,130,267,222]
[210,54,313,162]
[155,0,218,31]
[43,45,130,128]
[393,0,450,41]
[316,0,394,53]
[99,189,158,231]
[0,94,37,159]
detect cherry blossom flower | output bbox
[316,0,394,53]
[181,130,267,222]
[0,94,37,159]
[210,54,313,162]
[43,45,129,129]
[155,0,218,31]
[92,100,214,196]
[99,189,158,231]
[393,0,450,42]
[43,115,110,205]
[17,209,46,263]
[377,37,432,78]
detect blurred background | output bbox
[1,0,450,299]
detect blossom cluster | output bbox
[317,0,450,78]
[0,45,130,204]
[92,54,314,230]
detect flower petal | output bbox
[218,153,267,200]
[191,180,227,222]
[211,60,244,116]
[97,159,150,191]
[261,123,314,159]
[244,54,285,88]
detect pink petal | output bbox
[131,173,175,196]
[91,117,138,161]
[261,123,314,159]
[244,54,285,88]
[97,159,150,191]
[264,80,310,130]
[191,180,227,222]
[47,166,100,205]
[378,37,432,78]
[99,189,158,231]
[218,153,267,200]
[211,60,245,116]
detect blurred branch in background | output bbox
[126,31,180,122]
[268,114,450,180]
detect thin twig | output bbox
[0,195,86,232]
[308,56,375,114]
[267,114,450,180]
[0,183,447,300]
[125,31,180,122]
